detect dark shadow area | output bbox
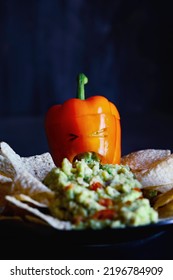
[1,219,173,260]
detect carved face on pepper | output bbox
[45,74,121,166]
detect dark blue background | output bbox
[1,0,173,116]
[0,0,173,156]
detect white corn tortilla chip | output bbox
[0,154,15,178]
[0,142,55,205]
[0,174,12,184]
[5,195,72,230]
[12,169,54,205]
[0,142,55,181]
[121,149,171,171]
[15,194,48,208]
[136,154,173,187]
[0,142,24,176]
[21,153,55,181]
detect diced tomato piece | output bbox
[89,182,103,191]
[92,209,117,220]
[98,198,113,207]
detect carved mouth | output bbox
[72,152,103,163]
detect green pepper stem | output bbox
[76,73,88,100]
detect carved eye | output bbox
[69,133,79,141]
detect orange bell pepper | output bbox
[45,73,121,166]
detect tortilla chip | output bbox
[5,195,72,230]
[0,174,12,184]
[0,181,13,210]
[12,169,55,206]
[0,154,15,178]
[15,194,48,208]
[121,149,171,171]
[136,154,173,187]
[0,142,23,176]
[0,142,55,181]
[0,142,54,204]
[21,153,55,181]
[157,200,173,218]
[154,188,173,210]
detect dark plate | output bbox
[1,218,173,259]
[1,218,173,245]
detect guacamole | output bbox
[43,153,158,229]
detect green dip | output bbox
[43,153,158,229]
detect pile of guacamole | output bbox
[43,153,158,229]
